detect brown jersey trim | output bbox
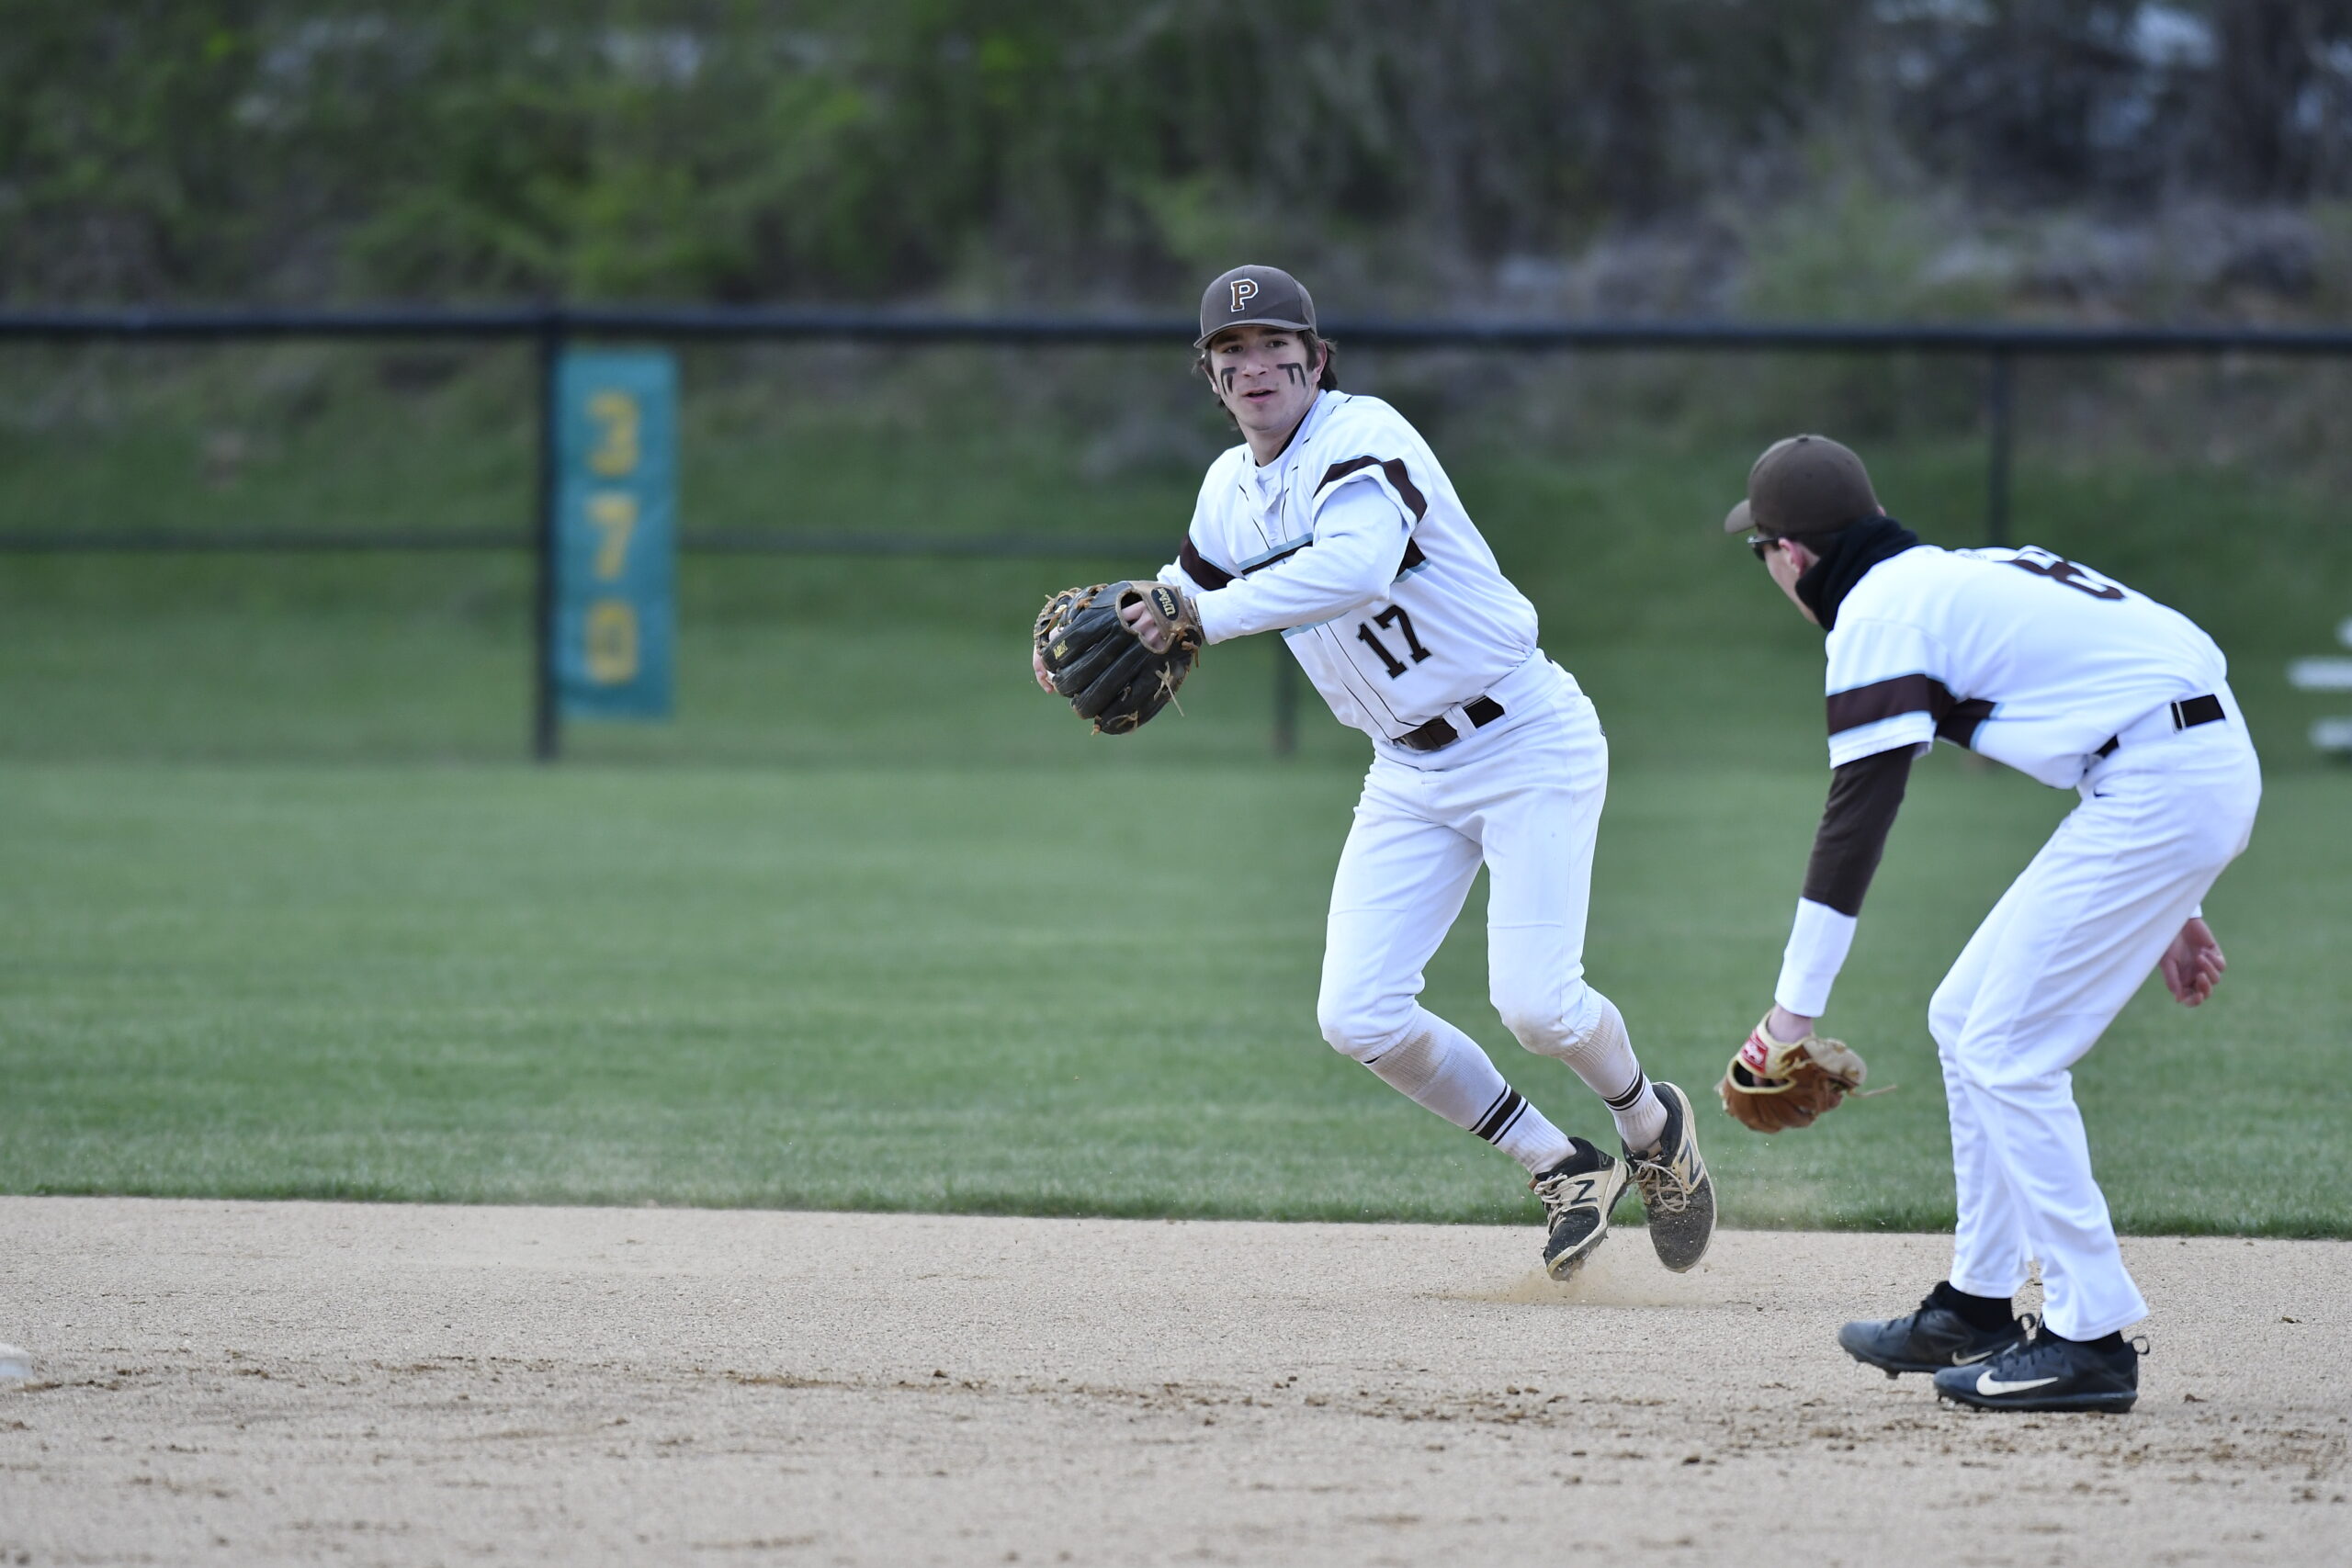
[1379,458,1429,520]
[1936,697,1995,749]
[1826,672,1953,735]
[1242,529,1415,583]
[1247,534,1415,586]
[1802,747,1914,917]
[1316,455,1430,522]
[1214,478,1423,588]
[1179,536,1235,590]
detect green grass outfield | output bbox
[3,427,2347,1235]
[1,757,2343,1235]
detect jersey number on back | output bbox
[2005,547,2125,601]
[1356,606,1433,678]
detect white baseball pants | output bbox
[1933,697,2261,1340]
[1317,667,1615,1066]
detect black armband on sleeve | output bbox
[1802,747,1914,917]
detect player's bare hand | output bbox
[1121,596,1173,653]
[1032,644,1057,693]
[1766,1005,1816,1042]
[2158,917,2225,1007]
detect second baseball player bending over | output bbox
[1109,265,1712,1278]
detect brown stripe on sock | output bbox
[1473,1088,1527,1143]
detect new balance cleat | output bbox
[1622,1080,1715,1272]
[1839,1281,2033,1377]
[1532,1139,1629,1282]
[1932,1331,2142,1414]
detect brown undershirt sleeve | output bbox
[1802,747,1915,917]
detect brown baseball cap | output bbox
[1196,265,1317,348]
[1722,434,1881,537]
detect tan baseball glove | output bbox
[1717,1013,1872,1134]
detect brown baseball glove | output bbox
[1033,580,1204,735]
[1717,1013,1872,1133]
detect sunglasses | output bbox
[1747,534,1782,562]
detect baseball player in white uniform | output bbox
[1725,434,2261,1413]
[1041,265,1716,1280]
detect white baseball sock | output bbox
[1363,1009,1575,1175]
[1557,993,1668,1152]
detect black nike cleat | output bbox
[1838,1281,2032,1376]
[1932,1332,2142,1414]
[1532,1138,1629,1282]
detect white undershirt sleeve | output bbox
[1190,480,1409,644]
[1774,897,1859,1019]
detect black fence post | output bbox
[1272,650,1297,758]
[1985,347,2014,548]
[532,310,564,762]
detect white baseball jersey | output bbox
[1158,390,1540,761]
[1823,545,2229,789]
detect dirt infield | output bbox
[2,1199,2344,1565]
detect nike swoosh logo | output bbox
[1951,1348,1998,1365]
[1976,1371,2060,1395]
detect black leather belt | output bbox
[1395,695,1506,753]
[2096,693,2223,759]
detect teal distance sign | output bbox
[555,350,676,720]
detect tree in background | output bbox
[2,0,2347,307]
[1883,0,2352,203]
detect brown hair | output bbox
[1195,329,1340,426]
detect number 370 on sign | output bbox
[554,352,676,720]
